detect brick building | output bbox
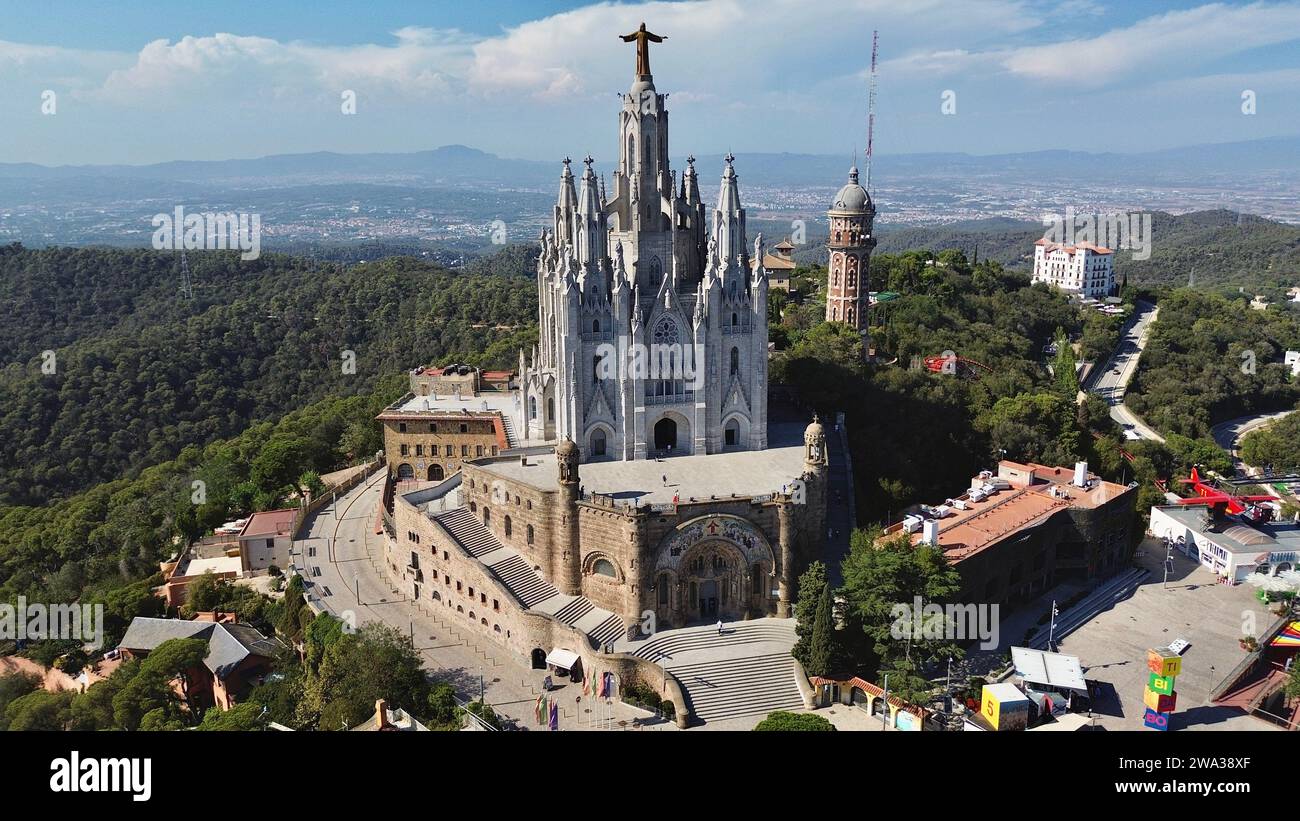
[880,460,1136,607]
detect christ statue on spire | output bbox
[620,22,665,77]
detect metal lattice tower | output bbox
[179,250,193,300]
[865,30,879,192]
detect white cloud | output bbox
[1002,1,1300,86]
[93,29,477,103]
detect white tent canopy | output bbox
[545,648,580,670]
[1011,646,1088,694]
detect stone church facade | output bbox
[519,33,769,461]
[381,26,830,725]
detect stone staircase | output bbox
[499,415,519,449]
[428,505,624,648]
[620,620,803,724]
[431,508,499,558]
[486,553,557,608]
[671,653,805,723]
[1026,566,1149,650]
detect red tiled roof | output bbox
[1033,238,1113,255]
[239,509,296,538]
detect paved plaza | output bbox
[1056,540,1279,731]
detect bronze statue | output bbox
[620,22,665,77]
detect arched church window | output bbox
[529,397,537,420]
[649,256,662,288]
[847,307,855,325]
[730,347,739,375]
[652,317,679,345]
[527,525,535,545]
[731,312,738,327]
[592,319,600,333]
[627,134,635,173]
[504,516,512,538]
[593,558,617,578]
[591,429,607,457]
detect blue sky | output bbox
[0,0,1296,165]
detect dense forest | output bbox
[0,244,537,506]
[0,389,394,623]
[1241,411,1300,474]
[1126,289,1300,439]
[772,249,1114,523]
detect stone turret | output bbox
[554,437,582,595]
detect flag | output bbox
[582,668,591,697]
[534,694,545,724]
[548,700,559,731]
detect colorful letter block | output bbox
[1143,686,1177,712]
[1143,708,1170,731]
[1148,673,1176,694]
[1147,648,1182,678]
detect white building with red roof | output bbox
[1032,238,1115,299]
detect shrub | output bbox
[753,710,835,731]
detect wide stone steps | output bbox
[629,623,797,661]
[670,652,804,723]
[588,614,626,647]
[553,597,595,624]
[1026,566,1149,650]
[487,554,557,608]
[432,508,500,558]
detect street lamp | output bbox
[1047,600,1059,652]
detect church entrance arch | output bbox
[654,417,677,451]
[676,541,747,623]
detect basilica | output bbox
[383,24,831,726]
[519,24,769,460]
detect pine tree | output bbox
[791,561,827,668]
[807,584,836,678]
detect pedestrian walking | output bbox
[662,474,667,486]
[716,619,723,636]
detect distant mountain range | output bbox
[2,136,1297,190]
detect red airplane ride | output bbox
[1176,467,1277,522]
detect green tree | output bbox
[805,584,839,678]
[840,530,963,700]
[197,700,265,731]
[3,689,73,731]
[791,561,827,668]
[1052,328,1080,399]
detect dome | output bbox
[804,414,826,442]
[556,437,579,458]
[830,166,870,212]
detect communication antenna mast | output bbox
[865,29,879,192]
[179,249,194,300]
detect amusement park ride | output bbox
[922,353,994,378]
[1173,467,1277,523]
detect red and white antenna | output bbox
[865,29,879,192]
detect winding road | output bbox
[1088,300,1164,442]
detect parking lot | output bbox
[1057,539,1280,731]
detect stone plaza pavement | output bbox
[1056,541,1279,731]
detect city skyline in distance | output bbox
[1,0,1298,165]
